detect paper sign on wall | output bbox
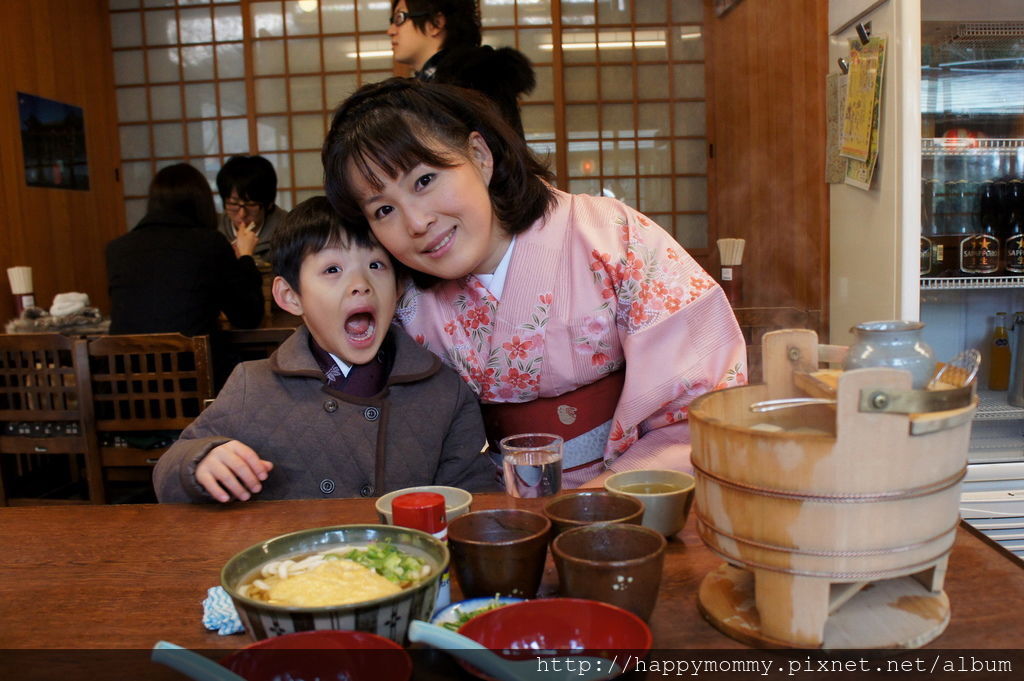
[840,37,887,190]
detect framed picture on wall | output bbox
[17,92,90,191]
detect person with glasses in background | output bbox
[216,155,289,263]
[387,0,536,138]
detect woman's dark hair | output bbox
[215,155,279,212]
[146,163,218,231]
[272,196,402,294]
[322,78,554,250]
[395,0,481,51]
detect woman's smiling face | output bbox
[348,132,511,280]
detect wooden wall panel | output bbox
[703,0,830,336]
[0,0,123,319]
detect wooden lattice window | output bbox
[109,0,709,250]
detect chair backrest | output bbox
[0,333,103,504]
[87,333,214,431]
[222,327,295,362]
[0,333,92,423]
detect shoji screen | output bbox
[110,0,708,249]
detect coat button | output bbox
[363,406,380,421]
[359,484,374,497]
[323,399,338,413]
[319,479,336,494]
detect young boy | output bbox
[153,196,497,503]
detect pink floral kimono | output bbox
[395,189,746,484]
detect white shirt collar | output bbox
[474,236,516,300]
[328,352,352,378]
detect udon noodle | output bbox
[237,543,431,608]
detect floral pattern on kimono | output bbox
[395,188,747,477]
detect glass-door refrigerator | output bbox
[828,0,1024,560]
[918,1,1024,560]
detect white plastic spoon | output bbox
[151,641,247,681]
[407,619,621,681]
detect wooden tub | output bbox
[689,329,976,648]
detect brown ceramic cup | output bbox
[552,523,667,621]
[446,509,551,599]
[542,491,645,537]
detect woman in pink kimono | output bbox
[323,78,746,487]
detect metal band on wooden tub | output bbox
[691,460,966,503]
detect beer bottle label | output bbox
[960,234,999,274]
[1006,235,1024,273]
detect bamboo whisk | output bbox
[716,238,745,305]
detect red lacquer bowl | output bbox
[220,629,412,681]
[458,598,652,680]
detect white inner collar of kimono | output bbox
[328,352,352,378]
[473,236,516,300]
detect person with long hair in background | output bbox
[106,163,264,385]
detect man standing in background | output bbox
[387,0,536,137]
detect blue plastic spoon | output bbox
[151,641,247,681]
[407,620,621,681]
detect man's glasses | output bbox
[224,200,262,213]
[389,10,428,26]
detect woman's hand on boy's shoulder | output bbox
[195,440,274,503]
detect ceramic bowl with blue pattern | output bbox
[221,524,448,644]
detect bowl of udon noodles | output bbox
[221,524,449,644]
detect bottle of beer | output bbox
[921,192,934,277]
[1004,179,1024,274]
[961,180,999,275]
[990,312,1011,391]
[921,178,939,277]
[933,179,964,276]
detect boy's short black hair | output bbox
[216,155,279,210]
[271,196,400,293]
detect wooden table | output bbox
[2,495,1022,677]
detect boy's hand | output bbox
[195,440,274,503]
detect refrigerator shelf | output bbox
[975,390,1024,421]
[921,276,1024,290]
[922,137,1024,156]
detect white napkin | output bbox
[49,292,90,317]
[202,586,244,635]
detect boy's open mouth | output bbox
[344,311,376,342]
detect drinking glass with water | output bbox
[499,433,563,498]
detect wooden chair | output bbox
[87,334,214,480]
[222,327,295,362]
[0,334,104,505]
